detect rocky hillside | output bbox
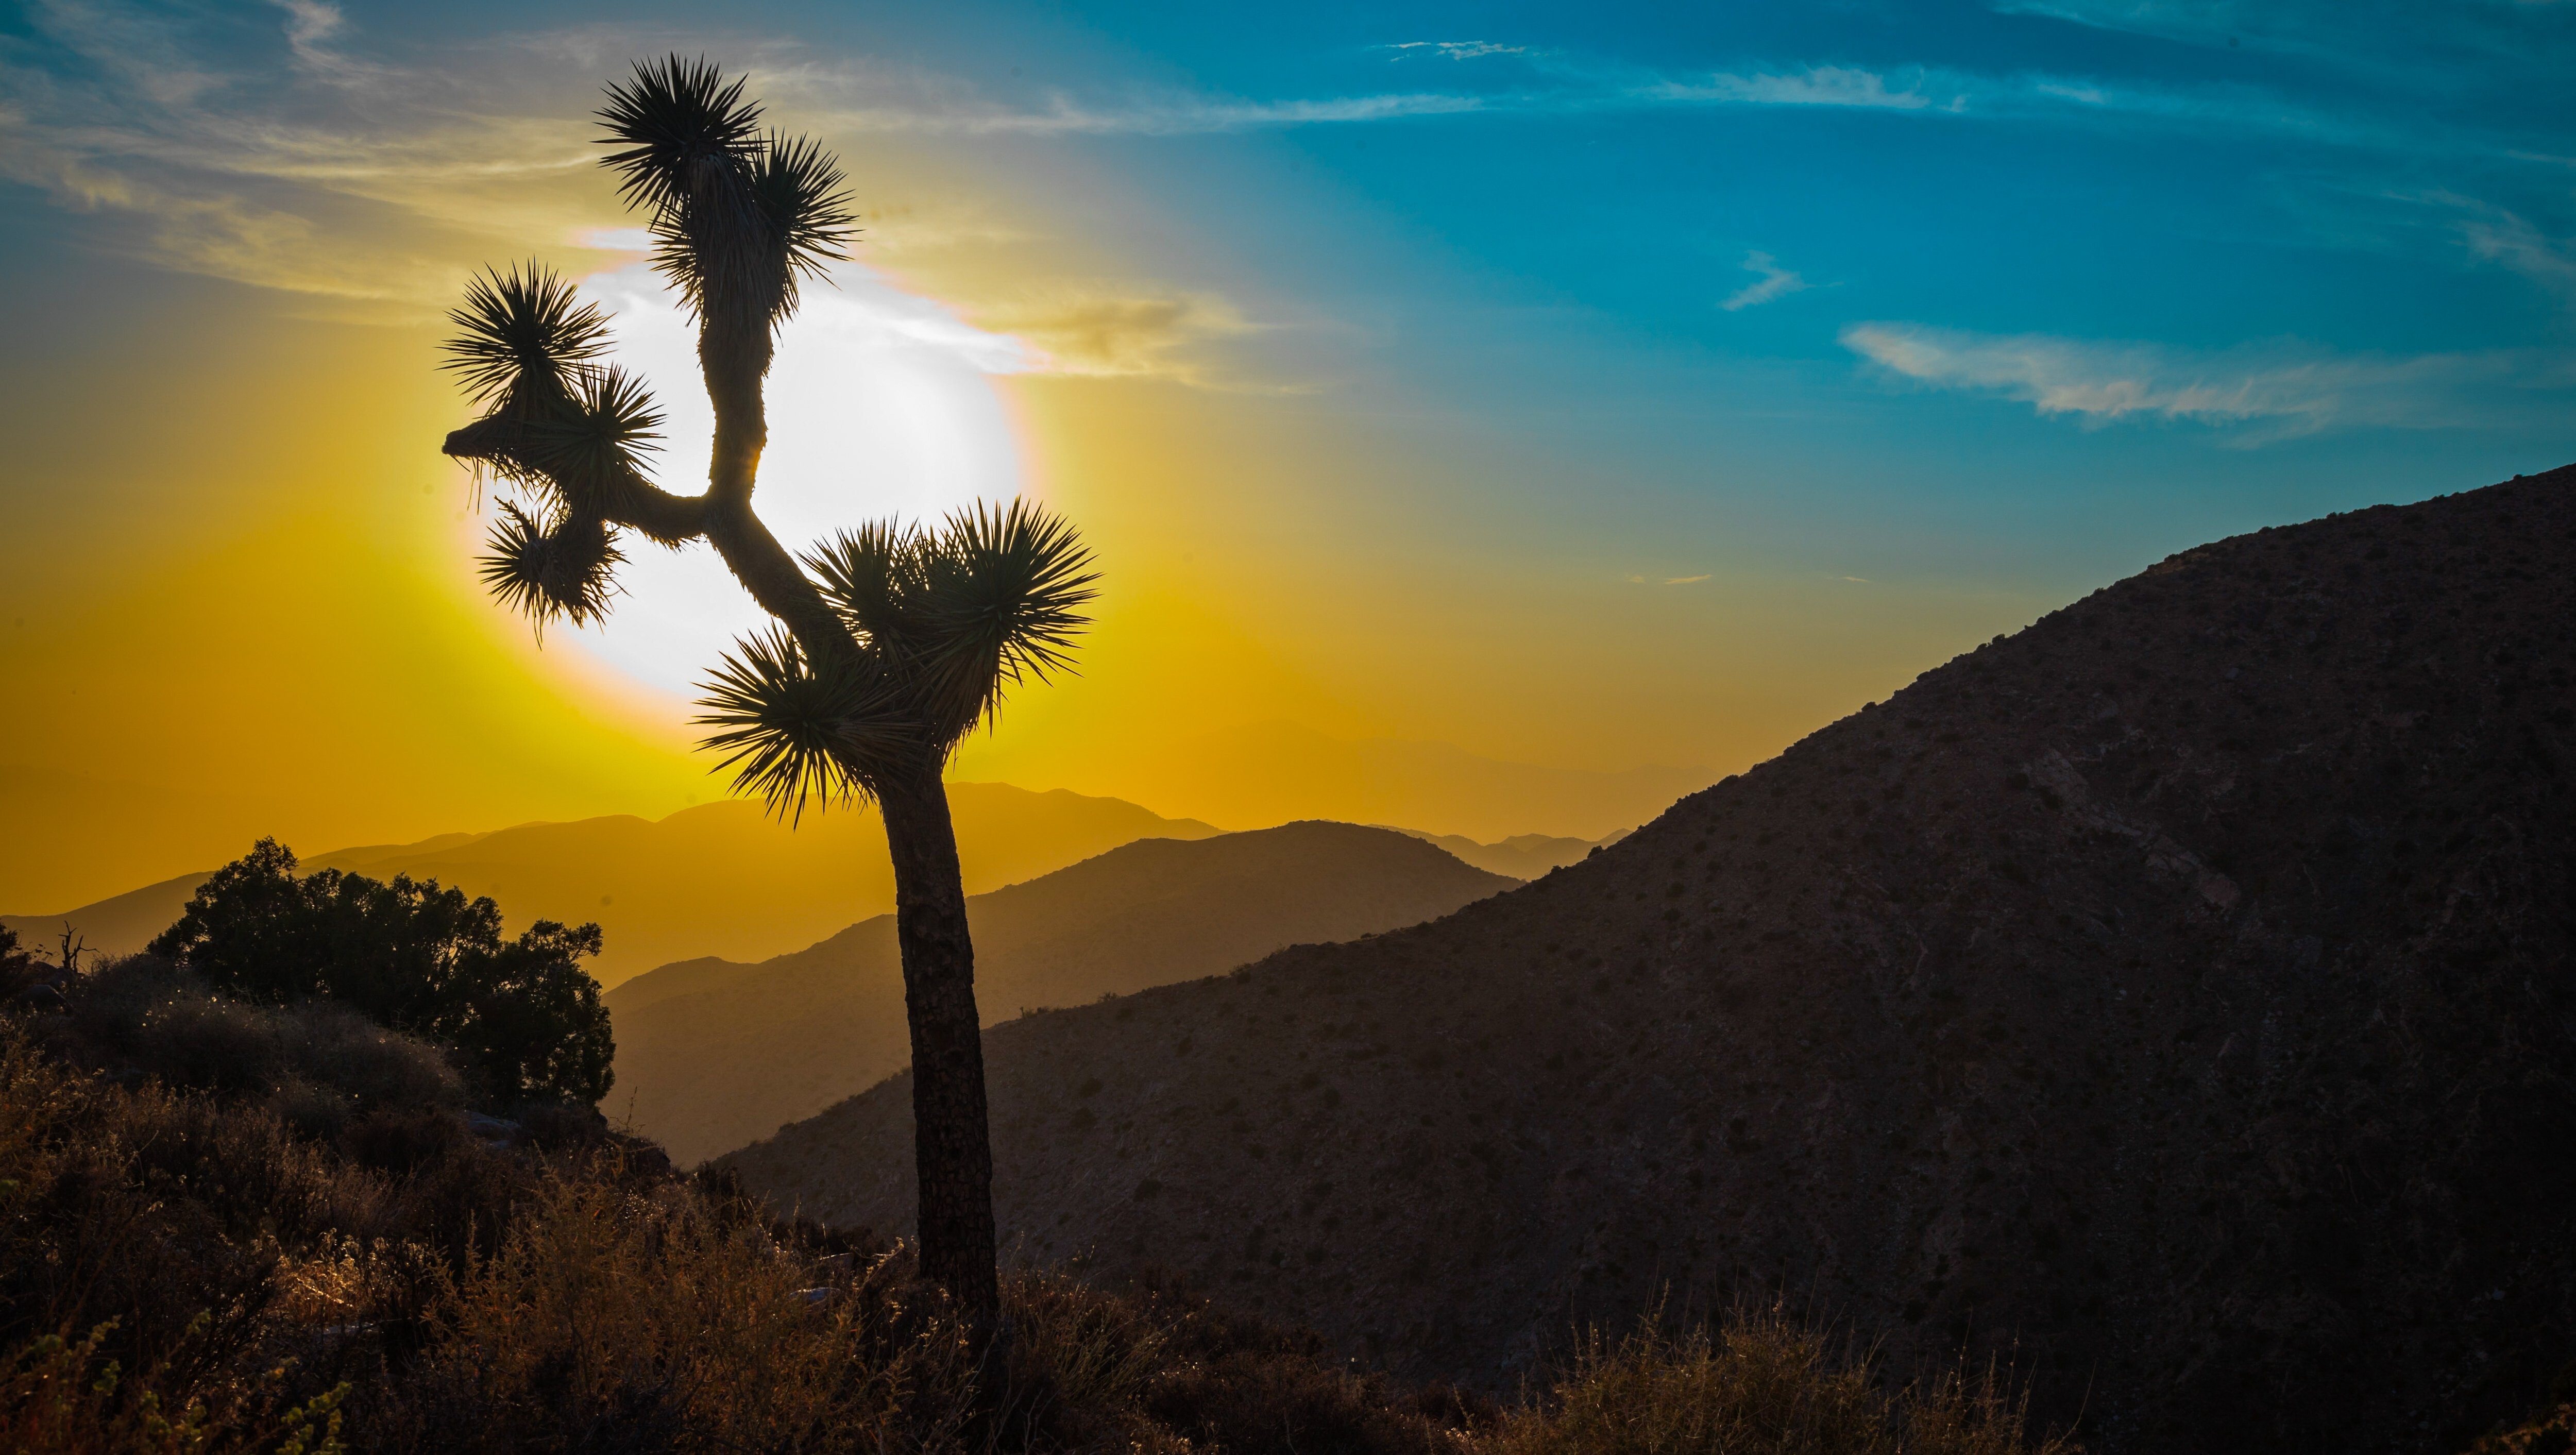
[727,469,2576,1453]
[613,823,1514,1164]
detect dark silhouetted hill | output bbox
[610,822,1516,1165]
[727,468,2576,1454]
[3,785,1221,985]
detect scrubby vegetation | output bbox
[0,927,2070,1453]
[149,839,613,1105]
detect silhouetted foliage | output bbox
[148,839,613,1105]
[437,55,1097,1325]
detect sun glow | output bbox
[536,255,1038,698]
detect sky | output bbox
[4,0,2573,907]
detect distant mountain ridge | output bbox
[1380,826,1629,880]
[728,469,2576,1452]
[2,785,1221,985]
[607,822,1516,1165]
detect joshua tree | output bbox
[435,57,1095,1327]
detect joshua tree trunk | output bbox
[876,764,1001,1328]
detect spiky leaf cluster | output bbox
[694,628,913,820]
[440,265,612,414]
[515,364,665,510]
[442,265,666,629]
[809,500,1098,743]
[477,501,624,637]
[597,56,854,341]
[698,502,1096,813]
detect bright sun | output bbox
[544,255,1036,699]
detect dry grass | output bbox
[1489,1310,2073,1455]
[379,1167,981,1453]
[0,992,2074,1454]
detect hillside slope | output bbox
[612,823,1515,1164]
[3,784,1221,985]
[727,469,2576,1454]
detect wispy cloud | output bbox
[0,1,1268,386]
[1841,321,2571,440]
[773,71,1487,137]
[966,291,1256,384]
[1654,65,1948,110]
[1664,574,1711,585]
[1721,251,1810,311]
[8,0,2558,345]
[1382,41,1527,61]
[2460,207,2576,294]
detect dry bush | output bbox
[377,1161,981,1454]
[286,1002,464,1112]
[2,1319,351,1455]
[1486,1309,2071,1455]
[1053,1272,1492,1455]
[56,956,465,1124]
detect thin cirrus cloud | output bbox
[1650,64,1948,110]
[1840,322,2572,441]
[0,0,1265,387]
[10,0,2554,364]
[1381,41,1529,61]
[1721,251,1811,311]
[2458,207,2576,295]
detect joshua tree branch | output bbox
[442,418,708,545]
[702,497,867,670]
[443,416,862,671]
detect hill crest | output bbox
[610,821,1516,1163]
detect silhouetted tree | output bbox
[149,838,615,1105]
[435,59,1094,1328]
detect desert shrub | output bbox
[2,1319,352,1455]
[2463,1365,2576,1455]
[1486,1310,2068,1455]
[375,1163,980,1454]
[149,839,613,1105]
[57,958,465,1120]
[138,990,290,1093]
[0,926,55,1004]
[286,1002,464,1111]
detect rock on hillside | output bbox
[727,469,2576,1454]
[612,823,1515,1165]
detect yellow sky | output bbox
[0,40,2046,911]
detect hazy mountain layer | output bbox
[1384,827,1629,880]
[3,785,1221,985]
[727,470,2576,1453]
[609,822,1514,1165]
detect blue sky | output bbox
[2,0,2572,891]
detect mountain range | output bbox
[725,468,2576,1453]
[2,786,1220,985]
[607,821,1517,1165]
